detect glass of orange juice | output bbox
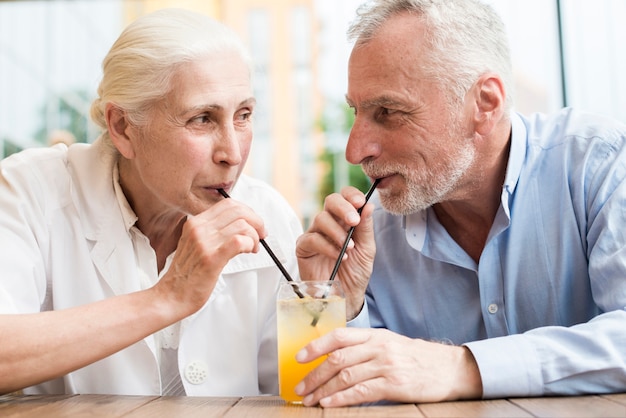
[276,280,346,404]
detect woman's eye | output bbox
[237,110,253,122]
[191,114,211,124]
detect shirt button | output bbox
[184,361,208,385]
[487,303,498,314]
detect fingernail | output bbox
[294,381,304,395]
[347,212,360,224]
[303,394,314,405]
[295,348,307,362]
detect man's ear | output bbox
[472,73,506,136]
[105,103,136,159]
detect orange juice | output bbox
[276,282,346,404]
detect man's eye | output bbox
[381,107,398,116]
[376,107,395,119]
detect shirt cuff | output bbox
[464,334,543,398]
[347,300,370,328]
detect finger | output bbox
[323,191,362,227]
[297,341,376,399]
[356,200,375,223]
[296,328,370,363]
[304,336,415,407]
[196,199,267,238]
[295,231,351,262]
[313,210,355,245]
[339,186,370,213]
[222,222,260,253]
[296,213,356,259]
[185,214,261,260]
[316,377,390,407]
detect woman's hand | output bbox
[157,198,266,316]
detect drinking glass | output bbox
[276,280,346,404]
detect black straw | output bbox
[217,188,305,299]
[327,178,381,283]
[310,178,381,326]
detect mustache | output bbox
[362,161,403,179]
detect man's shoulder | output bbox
[522,107,626,146]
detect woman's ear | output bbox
[105,103,136,159]
[472,73,506,136]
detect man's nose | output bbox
[346,116,382,165]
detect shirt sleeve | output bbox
[468,113,626,398]
[0,153,50,314]
[466,309,626,398]
[347,299,371,328]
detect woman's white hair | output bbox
[90,8,252,152]
[348,0,514,112]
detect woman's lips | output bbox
[208,182,233,192]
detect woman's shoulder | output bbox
[233,175,302,234]
[1,145,73,196]
[232,175,291,210]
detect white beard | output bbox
[365,130,476,216]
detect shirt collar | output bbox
[404,111,526,251]
[112,162,139,232]
[502,111,527,204]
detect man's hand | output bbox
[296,187,376,320]
[294,328,483,407]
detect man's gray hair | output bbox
[348,0,514,111]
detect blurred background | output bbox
[1,0,625,226]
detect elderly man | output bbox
[296,0,626,407]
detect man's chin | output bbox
[380,194,430,216]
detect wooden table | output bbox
[1,393,625,417]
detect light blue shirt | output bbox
[360,108,626,398]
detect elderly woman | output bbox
[0,9,301,396]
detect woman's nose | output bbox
[213,124,243,166]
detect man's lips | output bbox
[369,175,393,188]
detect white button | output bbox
[487,303,498,314]
[184,361,208,385]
